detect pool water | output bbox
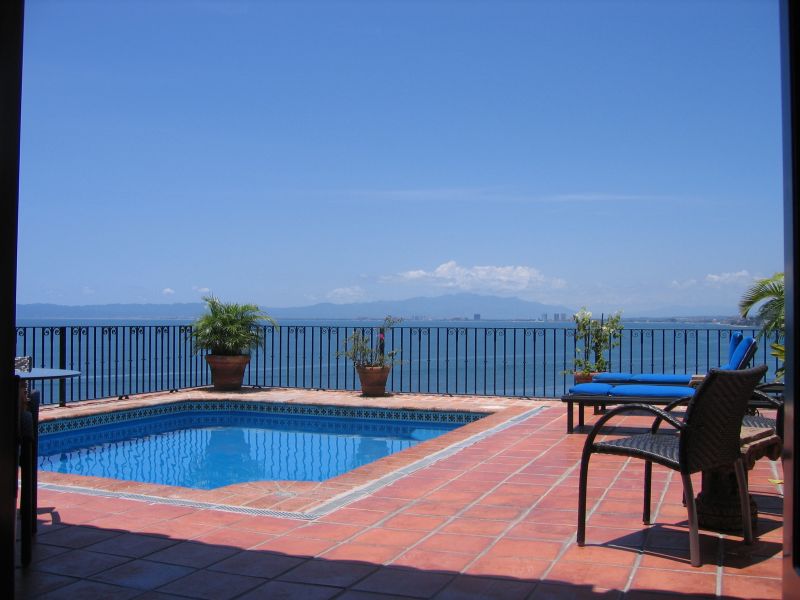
[38,410,463,489]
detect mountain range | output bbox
[17,293,574,321]
[16,294,740,321]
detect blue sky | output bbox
[17,0,784,315]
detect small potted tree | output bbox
[192,296,277,391]
[338,316,402,396]
[568,308,623,384]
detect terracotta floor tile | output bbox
[293,522,365,541]
[438,518,510,537]
[32,548,130,578]
[352,566,454,598]
[382,514,448,531]
[435,574,537,599]
[255,535,339,557]
[351,527,429,547]
[190,527,269,549]
[461,505,527,521]
[84,532,178,558]
[558,544,639,567]
[486,538,563,560]
[318,508,386,526]
[417,533,494,555]
[720,575,782,599]
[530,582,617,600]
[156,569,264,600]
[505,521,575,541]
[33,579,143,599]
[208,549,304,578]
[15,571,77,598]
[278,558,377,587]
[321,542,404,563]
[237,579,341,600]
[465,554,551,580]
[631,567,716,596]
[37,525,123,549]
[546,560,631,589]
[391,548,475,572]
[637,547,718,573]
[404,501,464,517]
[145,540,240,568]
[231,515,304,535]
[90,559,195,590]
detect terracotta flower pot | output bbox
[205,355,250,391]
[356,365,392,396]
[573,372,600,385]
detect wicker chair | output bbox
[14,356,37,566]
[577,365,768,567]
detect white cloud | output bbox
[393,261,566,293]
[192,285,211,293]
[162,287,176,296]
[327,286,366,303]
[704,270,752,285]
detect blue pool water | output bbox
[38,410,465,489]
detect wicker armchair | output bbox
[577,365,768,567]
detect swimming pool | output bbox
[38,401,483,489]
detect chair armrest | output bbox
[651,396,693,433]
[756,381,784,395]
[583,403,685,450]
[750,389,784,409]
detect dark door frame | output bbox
[0,0,24,597]
[783,1,800,596]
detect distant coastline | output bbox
[15,292,753,326]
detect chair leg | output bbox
[577,448,592,546]
[734,459,754,544]
[20,436,33,567]
[567,400,574,434]
[643,461,652,524]
[680,472,701,567]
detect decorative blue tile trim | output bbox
[39,401,488,435]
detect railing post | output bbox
[58,326,67,406]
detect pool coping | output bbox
[37,387,555,518]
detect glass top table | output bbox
[15,368,81,380]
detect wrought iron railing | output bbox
[15,324,782,405]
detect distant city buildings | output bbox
[539,312,569,322]
[473,313,481,321]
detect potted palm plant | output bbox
[568,308,623,383]
[192,296,277,391]
[739,272,785,378]
[338,316,402,396]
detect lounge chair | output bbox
[561,336,759,433]
[591,333,754,386]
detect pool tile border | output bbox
[39,400,487,435]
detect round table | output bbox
[15,368,81,381]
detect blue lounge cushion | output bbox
[592,372,635,383]
[609,385,696,398]
[568,383,614,395]
[630,373,692,385]
[721,336,756,370]
[728,331,743,363]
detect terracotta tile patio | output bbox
[17,389,784,599]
